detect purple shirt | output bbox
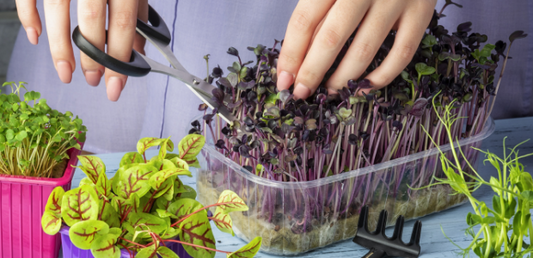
[7,0,532,153]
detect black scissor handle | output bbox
[71,5,171,77]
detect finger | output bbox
[44,0,75,84]
[133,0,148,55]
[15,0,42,45]
[364,0,437,92]
[325,0,407,95]
[276,0,336,92]
[292,0,371,99]
[105,0,139,101]
[78,0,106,86]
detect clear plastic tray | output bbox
[196,118,495,255]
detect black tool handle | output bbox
[71,5,171,77]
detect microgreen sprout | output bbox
[0,81,86,178]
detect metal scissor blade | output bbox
[142,55,235,124]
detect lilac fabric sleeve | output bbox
[7,0,532,153]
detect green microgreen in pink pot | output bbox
[41,135,262,258]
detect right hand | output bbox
[15,0,149,101]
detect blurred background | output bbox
[0,0,20,83]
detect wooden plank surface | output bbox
[68,116,533,257]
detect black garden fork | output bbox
[353,206,423,258]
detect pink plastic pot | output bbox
[59,226,192,258]
[0,145,83,258]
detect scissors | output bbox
[72,5,235,124]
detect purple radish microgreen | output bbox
[193,2,528,240]
[42,135,262,258]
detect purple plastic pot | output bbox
[59,226,192,258]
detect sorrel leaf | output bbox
[137,137,165,155]
[169,157,189,170]
[157,246,180,258]
[180,185,197,199]
[179,214,216,258]
[41,211,62,235]
[149,169,183,199]
[114,164,157,199]
[158,137,175,161]
[135,244,157,258]
[90,233,121,258]
[212,209,234,236]
[61,185,99,226]
[99,200,120,228]
[119,152,144,166]
[167,198,205,220]
[69,220,109,250]
[227,236,262,258]
[45,186,65,214]
[124,212,167,237]
[178,134,205,161]
[216,190,249,214]
[96,172,113,200]
[76,156,106,184]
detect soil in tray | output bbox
[197,178,467,255]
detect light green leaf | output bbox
[96,173,113,200]
[69,220,109,250]
[79,177,95,187]
[158,138,174,161]
[137,137,165,155]
[216,190,249,214]
[169,157,189,170]
[45,187,65,214]
[135,244,157,258]
[212,208,234,236]
[99,200,120,228]
[161,227,180,240]
[113,164,157,199]
[76,156,106,184]
[167,198,205,220]
[61,185,99,226]
[90,233,121,258]
[124,212,168,237]
[415,63,436,76]
[120,152,145,166]
[178,134,205,162]
[41,211,62,235]
[188,158,201,168]
[227,237,262,258]
[157,246,180,258]
[179,214,215,258]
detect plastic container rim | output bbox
[200,117,495,189]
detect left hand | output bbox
[276,0,437,99]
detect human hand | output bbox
[277,0,437,99]
[15,0,149,101]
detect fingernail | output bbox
[107,77,124,101]
[56,61,72,83]
[294,83,311,99]
[277,71,295,90]
[84,70,103,86]
[26,27,38,45]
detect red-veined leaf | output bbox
[76,156,106,184]
[134,243,157,258]
[45,186,64,214]
[61,185,99,226]
[158,137,175,161]
[90,233,121,258]
[179,214,216,258]
[216,190,248,214]
[41,211,62,235]
[123,212,168,238]
[157,246,180,258]
[96,173,113,200]
[167,198,205,221]
[137,137,165,155]
[120,152,144,166]
[169,157,189,170]
[212,209,234,236]
[178,134,205,161]
[99,199,120,228]
[113,164,157,199]
[227,237,262,258]
[69,220,109,250]
[149,169,189,199]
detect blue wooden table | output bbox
[68,116,533,257]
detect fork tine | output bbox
[391,215,404,240]
[358,206,370,232]
[408,220,423,245]
[376,210,388,235]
